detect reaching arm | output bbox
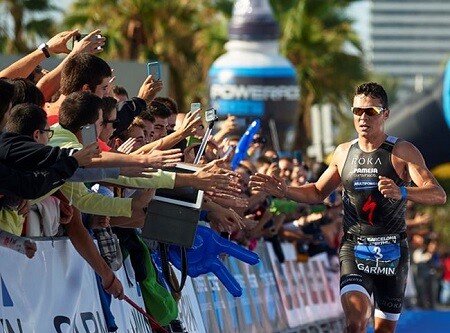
[37,29,106,101]
[249,166,340,204]
[65,207,124,299]
[0,30,78,79]
[90,149,182,169]
[0,159,78,199]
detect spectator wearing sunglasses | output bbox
[250,82,446,333]
[99,96,119,152]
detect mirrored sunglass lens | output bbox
[352,107,379,116]
[364,107,378,116]
[352,107,363,116]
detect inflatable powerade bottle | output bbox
[208,0,300,148]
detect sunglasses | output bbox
[39,128,54,139]
[351,106,386,116]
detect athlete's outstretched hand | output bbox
[249,173,287,198]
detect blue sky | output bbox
[347,0,370,51]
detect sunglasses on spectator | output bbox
[39,128,54,139]
[351,106,386,116]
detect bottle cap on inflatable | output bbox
[228,0,279,41]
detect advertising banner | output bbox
[0,239,151,333]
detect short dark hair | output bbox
[59,91,103,133]
[256,155,273,167]
[0,79,14,124]
[112,85,129,99]
[5,103,47,136]
[102,96,117,121]
[154,96,178,114]
[8,78,45,107]
[354,82,389,108]
[60,54,112,95]
[149,100,171,119]
[136,110,155,123]
[116,117,146,142]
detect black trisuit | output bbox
[339,136,410,321]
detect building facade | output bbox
[368,0,450,101]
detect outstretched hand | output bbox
[145,148,182,169]
[46,29,79,54]
[71,29,106,55]
[178,108,202,137]
[24,239,37,259]
[73,142,101,167]
[207,205,245,233]
[116,137,137,155]
[249,173,287,198]
[194,161,241,195]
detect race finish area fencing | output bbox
[0,239,343,333]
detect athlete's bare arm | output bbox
[249,143,348,203]
[383,141,447,205]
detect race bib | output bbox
[354,234,401,276]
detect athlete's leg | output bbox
[340,240,374,333]
[372,241,409,333]
[373,316,397,333]
[341,290,372,333]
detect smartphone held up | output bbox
[190,102,201,113]
[81,124,98,146]
[147,61,161,80]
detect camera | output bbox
[205,108,218,123]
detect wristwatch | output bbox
[38,43,50,58]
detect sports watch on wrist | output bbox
[38,43,50,58]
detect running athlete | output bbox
[249,82,446,333]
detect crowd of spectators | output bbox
[0,28,447,332]
[406,201,450,309]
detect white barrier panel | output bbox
[253,243,288,332]
[281,242,315,325]
[308,253,343,319]
[191,274,229,333]
[173,271,206,333]
[311,253,343,318]
[305,254,334,321]
[1,239,343,332]
[227,257,259,333]
[266,242,303,328]
[0,238,151,333]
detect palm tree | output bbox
[271,0,367,150]
[63,0,225,112]
[62,0,366,143]
[1,0,61,53]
